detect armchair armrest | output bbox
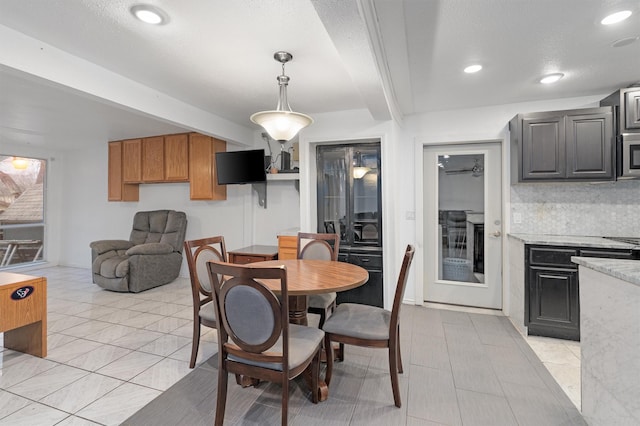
[90,240,134,255]
[126,242,174,256]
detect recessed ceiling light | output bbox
[130,4,168,25]
[540,73,565,84]
[612,36,639,47]
[464,64,483,73]
[601,10,632,25]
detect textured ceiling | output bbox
[1,0,639,150]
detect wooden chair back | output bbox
[297,232,339,261]
[207,261,290,367]
[184,236,227,304]
[389,244,415,332]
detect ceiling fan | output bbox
[444,159,484,177]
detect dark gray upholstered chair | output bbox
[184,236,226,368]
[322,244,415,407]
[90,210,187,293]
[296,232,339,327]
[207,261,324,426]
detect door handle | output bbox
[490,230,501,238]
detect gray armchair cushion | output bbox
[90,210,187,293]
[90,240,134,255]
[229,324,324,371]
[130,210,187,253]
[126,242,173,256]
[322,303,391,341]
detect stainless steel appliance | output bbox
[617,133,640,179]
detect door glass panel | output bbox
[319,149,348,242]
[437,154,484,284]
[352,149,380,245]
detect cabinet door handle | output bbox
[490,230,502,238]
[361,258,370,262]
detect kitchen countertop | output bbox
[508,233,639,249]
[572,257,640,287]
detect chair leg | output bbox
[214,362,229,426]
[337,343,345,362]
[311,347,320,404]
[282,375,289,426]
[324,334,334,386]
[189,320,201,369]
[388,344,401,408]
[318,309,327,328]
[397,325,403,374]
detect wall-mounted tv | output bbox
[215,149,267,185]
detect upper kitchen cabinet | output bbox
[164,134,189,181]
[122,138,142,183]
[188,133,227,201]
[510,106,614,182]
[126,135,189,183]
[108,132,225,201]
[600,87,640,133]
[108,141,139,201]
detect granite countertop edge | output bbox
[571,257,640,287]
[507,233,638,249]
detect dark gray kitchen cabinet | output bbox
[526,246,580,340]
[600,87,640,132]
[510,107,614,182]
[337,247,383,308]
[525,244,636,341]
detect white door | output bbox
[423,143,502,309]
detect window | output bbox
[0,155,46,268]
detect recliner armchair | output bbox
[90,210,188,293]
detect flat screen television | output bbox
[215,149,267,185]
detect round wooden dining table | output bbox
[250,259,369,326]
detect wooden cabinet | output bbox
[164,133,189,181]
[510,107,614,182]
[228,245,278,264]
[108,132,222,201]
[277,235,298,260]
[524,244,636,341]
[189,133,226,200]
[108,141,139,201]
[141,136,165,182]
[122,139,142,183]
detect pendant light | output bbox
[250,51,313,142]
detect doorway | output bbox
[422,142,502,309]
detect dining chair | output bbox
[322,244,415,407]
[296,232,339,327]
[183,236,227,368]
[207,261,324,426]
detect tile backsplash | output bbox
[510,180,640,236]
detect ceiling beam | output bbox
[311,0,394,122]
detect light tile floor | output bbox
[0,266,217,426]
[0,266,582,425]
